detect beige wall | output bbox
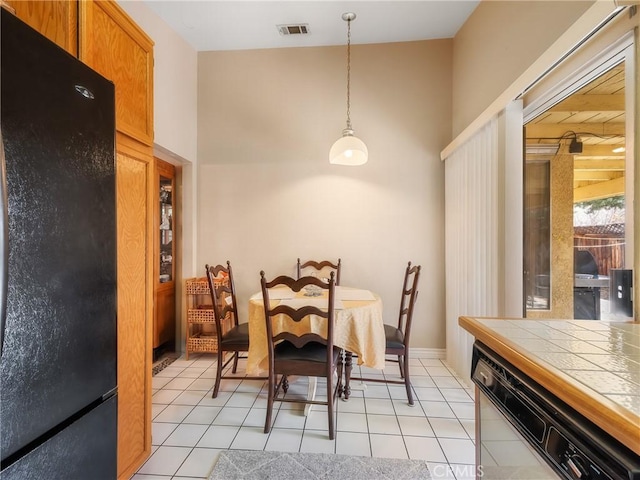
[452,0,595,137]
[197,40,452,349]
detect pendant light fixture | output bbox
[330,12,368,166]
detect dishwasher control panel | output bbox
[546,427,613,480]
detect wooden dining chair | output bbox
[350,261,421,405]
[296,258,342,285]
[260,271,342,439]
[205,262,263,398]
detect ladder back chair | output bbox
[260,271,342,439]
[205,262,263,398]
[351,261,421,405]
[296,258,342,285]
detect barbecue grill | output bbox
[574,250,601,319]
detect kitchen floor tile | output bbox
[264,427,304,452]
[337,412,368,432]
[172,390,207,406]
[151,404,167,420]
[439,437,476,464]
[153,405,195,424]
[303,409,333,431]
[163,377,195,391]
[273,407,308,429]
[230,425,269,450]
[335,431,371,456]
[336,396,366,413]
[392,399,425,416]
[197,391,232,407]
[405,436,447,462]
[370,433,408,459]
[364,397,395,415]
[139,353,475,477]
[427,462,457,479]
[447,463,478,480]
[420,400,456,418]
[152,389,182,405]
[440,388,474,403]
[367,414,401,434]
[174,447,222,478]
[152,377,172,389]
[182,405,221,425]
[211,406,250,426]
[137,446,192,476]
[414,387,446,402]
[242,407,269,428]
[196,425,239,449]
[429,417,471,439]
[163,423,208,447]
[186,378,215,391]
[151,422,178,446]
[300,430,336,454]
[397,415,434,437]
[449,402,475,419]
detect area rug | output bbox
[151,354,179,375]
[208,449,431,480]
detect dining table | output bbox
[246,285,386,404]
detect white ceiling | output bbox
[141,1,479,52]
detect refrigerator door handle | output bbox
[0,128,7,356]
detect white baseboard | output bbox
[410,347,446,359]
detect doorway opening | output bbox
[524,57,633,319]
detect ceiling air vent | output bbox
[277,24,309,36]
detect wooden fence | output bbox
[574,235,625,277]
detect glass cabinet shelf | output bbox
[159,179,173,283]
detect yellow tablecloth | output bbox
[246,286,385,375]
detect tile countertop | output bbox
[458,316,640,456]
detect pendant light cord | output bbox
[345,17,352,131]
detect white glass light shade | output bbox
[329,133,368,166]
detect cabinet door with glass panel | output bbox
[154,158,176,352]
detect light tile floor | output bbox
[132,353,477,480]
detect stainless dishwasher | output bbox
[471,341,640,480]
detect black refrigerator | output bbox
[1,10,117,479]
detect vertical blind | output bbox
[444,118,499,381]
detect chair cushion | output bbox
[384,324,405,350]
[220,322,249,347]
[274,341,340,364]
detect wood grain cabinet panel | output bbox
[115,135,153,480]
[4,0,77,56]
[79,0,154,146]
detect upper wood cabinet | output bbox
[3,0,77,56]
[79,0,154,146]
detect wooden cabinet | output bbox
[115,134,153,480]
[3,0,77,56]
[154,158,176,354]
[79,0,154,145]
[78,4,154,477]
